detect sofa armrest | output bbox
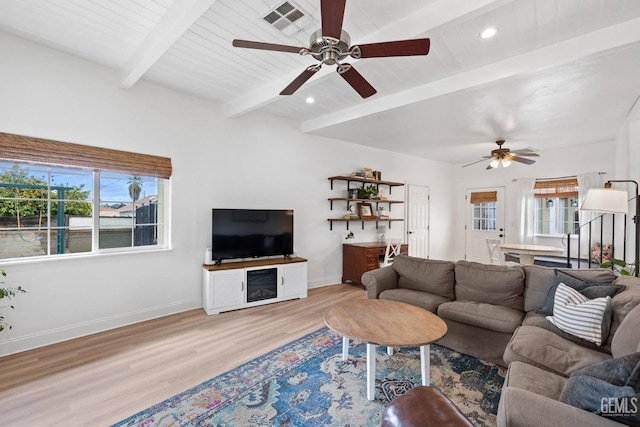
[498,387,621,427]
[362,266,399,299]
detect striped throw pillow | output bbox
[546,283,612,346]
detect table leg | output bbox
[387,346,394,355]
[518,254,535,264]
[367,343,376,400]
[342,336,349,361]
[420,345,429,386]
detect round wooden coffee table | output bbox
[324,299,447,400]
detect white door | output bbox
[406,184,429,258]
[465,187,506,263]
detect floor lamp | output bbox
[581,180,639,277]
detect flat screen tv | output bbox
[212,209,293,262]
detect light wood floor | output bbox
[0,283,365,426]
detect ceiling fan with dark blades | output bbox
[463,140,539,169]
[232,0,430,98]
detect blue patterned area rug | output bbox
[114,327,505,427]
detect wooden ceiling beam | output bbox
[118,0,218,89]
[300,17,640,134]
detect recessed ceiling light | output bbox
[480,27,498,39]
[306,97,315,104]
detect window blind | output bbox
[534,178,578,199]
[0,132,172,179]
[470,191,497,204]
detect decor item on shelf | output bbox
[0,267,27,332]
[367,185,379,199]
[345,231,354,240]
[378,206,389,219]
[373,170,381,180]
[356,184,378,199]
[348,189,358,199]
[358,203,374,219]
[581,179,639,277]
[363,167,374,179]
[378,187,386,200]
[346,204,359,220]
[462,140,539,169]
[232,1,431,98]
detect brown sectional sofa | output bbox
[362,255,640,427]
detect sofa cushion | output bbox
[392,256,455,300]
[546,283,612,346]
[559,353,640,427]
[504,361,567,400]
[380,288,450,313]
[607,276,640,349]
[537,270,622,316]
[437,301,524,334]
[498,387,623,427]
[612,304,640,359]
[454,260,524,311]
[503,325,611,376]
[523,265,617,313]
[523,312,608,353]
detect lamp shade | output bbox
[581,188,629,214]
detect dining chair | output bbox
[380,239,402,267]
[486,238,519,265]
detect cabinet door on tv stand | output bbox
[211,269,245,309]
[281,263,308,299]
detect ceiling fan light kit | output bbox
[232,0,431,98]
[463,140,539,170]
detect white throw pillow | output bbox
[546,283,611,346]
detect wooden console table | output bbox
[342,242,408,287]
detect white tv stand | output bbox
[202,257,308,315]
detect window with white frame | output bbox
[534,178,580,236]
[0,132,171,260]
[470,191,497,231]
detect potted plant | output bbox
[357,185,379,199]
[600,259,636,276]
[0,268,26,332]
[345,231,354,240]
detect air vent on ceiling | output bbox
[261,1,314,37]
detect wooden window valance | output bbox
[470,191,497,204]
[534,178,578,199]
[0,132,172,179]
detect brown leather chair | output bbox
[381,386,474,427]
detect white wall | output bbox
[451,141,617,260]
[0,33,455,356]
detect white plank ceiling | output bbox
[1,0,639,165]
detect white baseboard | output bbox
[307,277,344,289]
[0,298,201,357]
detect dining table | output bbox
[499,243,564,265]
